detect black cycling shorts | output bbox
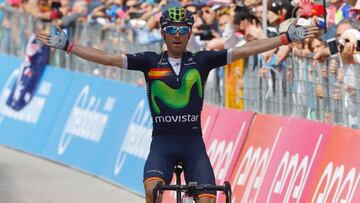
[143,134,216,197]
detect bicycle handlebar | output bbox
[153,181,232,203]
[157,184,227,191]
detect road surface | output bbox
[0,145,145,203]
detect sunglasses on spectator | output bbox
[126,5,138,9]
[163,26,191,35]
[202,9,210,14]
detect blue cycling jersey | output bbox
[126,50,231,197]
[126,50,228,135]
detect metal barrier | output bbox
[1,7,359,128]
[0,6,33,56]
[248,54,360,128]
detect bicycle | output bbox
[152,162,232,203]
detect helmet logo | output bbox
[169,7,186,22]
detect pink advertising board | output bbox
[201,103,219,144]
[306,126,360,203]
[230,114,332,203]
[205,109,254,185]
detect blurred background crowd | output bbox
[0,0,360,128]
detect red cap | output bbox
[311,4,325,16]
[349,0,360,12]
[299,3,324,17]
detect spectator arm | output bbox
[275,45,291,65]
[91,5,107,18]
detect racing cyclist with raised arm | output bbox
[36,5,318,203]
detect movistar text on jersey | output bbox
[154,114,199,123]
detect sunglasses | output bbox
[126,5,138,9]
[163,26,191,35]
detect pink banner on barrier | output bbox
[201,103,219,144]
[230,114,332,203]
[306,126,360,203]
[205,109,254,185]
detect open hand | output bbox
[286,19,319,42]
[36,26,72,52]
[298,0,312,17]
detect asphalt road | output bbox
[0,145,145,203]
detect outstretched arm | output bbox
[231,22,319,62]
[36,27,125,68]
[231,36,283,61]
[68,45,124,67]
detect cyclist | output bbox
[36,6,318,203]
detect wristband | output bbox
[66,41,73,54]
[280,34,289,45]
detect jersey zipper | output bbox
[166,57,181,82]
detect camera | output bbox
[197,24,214,41]
[337,39,360,52]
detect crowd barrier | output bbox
[1,54,360,202]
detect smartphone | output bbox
[357,40,360,52]
[326,38,338,56]
[197,24,214,41]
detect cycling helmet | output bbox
[160,7,194,28]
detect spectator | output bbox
[30,0,64,22]
[294,0,325,19]
[90,0,111,26]
[327,0,352,26]
[339,28,360,64]
[339,28,360,127]
[56,0,88,29]
[271,0,294,21]
[137,2,155,21]
[309,38,330,114]
[195,4,217,41]
[221,4,250,49]
[105,0,124,23]
[349,0,360,20]
[314,18,360,126]
[204,6,230,50]
[186,3,206,51]
[125,0,142,20]
[314,18,359,61]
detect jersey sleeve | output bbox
[197,49,231,71]
[125,52,152,72]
